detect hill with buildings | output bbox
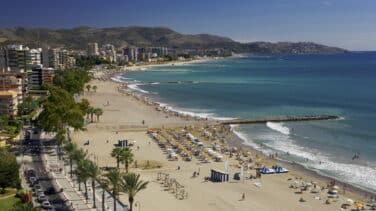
[0,26,347,54]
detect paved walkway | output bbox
[43,147,92,211]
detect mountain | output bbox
[0,26,347,54]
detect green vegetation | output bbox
[0,196,21,210]
[36,85,85,137]
[0,115,22,137]
[53,69,91,95]
[17,96,42,117]
[104,169,122,211]
[61,139,147,211]
[37,69,97,148]
[0,149,20,192]
[76,56,110,70]
[120,147,134,173]
[121,173,148,211]
[111,148,123,168]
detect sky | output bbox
[1,0,376,50]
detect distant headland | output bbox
[0,26,347,54]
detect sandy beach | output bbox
[69,76,374,211]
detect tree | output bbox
[37,85,84,135]
[17,96,40,116]
[86,160,101,208]
[76,159,91,200]
[98,178,109,211]
[64,142,77,178]
[94,108,103,122]
[53,69,91,95]
[111,148,123,168]
[121,173,148,211]
[77,99,90,115]
[0,149,20,191]
[104,169,123,211]
[120,148,134,173]
[87,107,95,123]
[92,85,97,93]
[86,84,91,93]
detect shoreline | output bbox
[107,68,376,200]
[91,56,219,81]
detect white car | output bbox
[29,176,38,184]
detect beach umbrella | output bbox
[332,185,339,190]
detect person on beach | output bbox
[241,193,245,201]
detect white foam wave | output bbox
[111,76,126,83]
[127,84,149,94]
[150,82,160,85]
[266,122,290,135]
[259,132,376,191]
[230,125,263,151]
[155,101,234,120]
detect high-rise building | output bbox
[4,45,32,72]
[42,48,72,70]
[88,42,99,56]
[0,48,6,71]
[0,90,18,117]
[29,48,42,65]
[28,65,54,89]
[102,44,117,63]
[123,47,138,62]
[0,73,25,104]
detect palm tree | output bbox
[72,148,87,190]
[86,160,101,208]
[121,173,148,211]
[64,142,77,178]
[86,107,95,123]
[111,148,123,168]
[98,177,109,211]
[92,85,98,92]
[77,159,91,200]
[120,147,134,173]
[104,169,123,211]
[86,84,91,93]
[94,108,103,122]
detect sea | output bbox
[113,52,376,193]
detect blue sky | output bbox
[1,0,375,50]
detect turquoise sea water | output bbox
[115,52,376,192]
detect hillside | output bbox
[0,26,347,54]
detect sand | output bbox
[71,79,367,211]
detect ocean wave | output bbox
[127,84,149,94]
[266,122,290,135]
[155,101,234,120]
[252,131,376,191]
[230,125,264,151]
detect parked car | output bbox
[44,187,57,195]
[37,194,47,202]
[42,200,52,209]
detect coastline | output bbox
[71,65,375,210]
[107,68,376,199]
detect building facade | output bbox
[0,90,18,117]
[123,47,138,62]
[28,65,54,89]
[4,45,32,72]
[88,42,99,56]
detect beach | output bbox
[70,77,372,211]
